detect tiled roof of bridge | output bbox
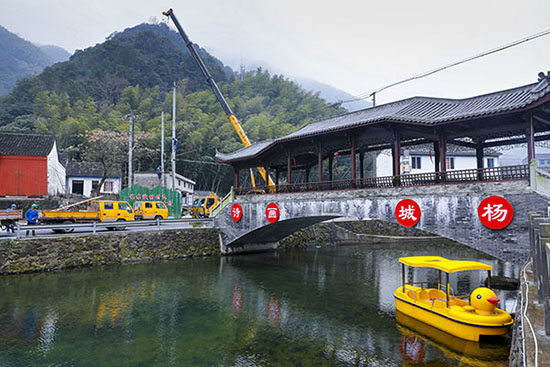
[216,78,550,162]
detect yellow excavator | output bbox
[163,9,275,191]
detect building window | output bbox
[411,156,421,169]
[92,180,99,193]
[72,180,84,195]
[487,158,494,168]
[446,157,455,170]
[103,181,113,192]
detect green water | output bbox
[0,242,516,366]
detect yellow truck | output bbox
[41,200,134,232]
[189,193,219,218]
[133,201,169,220]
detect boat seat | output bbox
[419,290,430,302]
[428,289,446,300]
[406,290,417,301]
[431,298,447,309]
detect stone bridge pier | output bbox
[215,181,550,264]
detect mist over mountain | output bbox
[0,25,64,96]
[38,45,71,63]
[231,59,370,112]
[293,77,371,112]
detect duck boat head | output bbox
[469,287,500,315]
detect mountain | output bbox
[231,59,370,112]
[294,77,371,112]
[38,45,71,63]
[0,23,234,125]
[0,26,54,96]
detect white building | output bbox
[65,162,121,197]
[133,171,195,206]
[376,148,501,177]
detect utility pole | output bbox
[161,111,165,187]
[171,82,176,190]
[128,115,134,187]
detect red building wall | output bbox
[0,155,48,196]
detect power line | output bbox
[342,27,550,105]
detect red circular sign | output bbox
[478,196,513,230]
[265,203,280,223]
[395,199,421,227]
[230,203,243,222]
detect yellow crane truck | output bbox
[189,193,219,218]
[40,200,134,232]
[163,8,274,192]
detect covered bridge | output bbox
[216,74,550,193]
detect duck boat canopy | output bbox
[394,256,513,342]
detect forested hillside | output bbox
[0,23,346,193]
[0,26,69,96]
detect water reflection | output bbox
[0,241,518,366]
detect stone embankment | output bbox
[0,228,219,274]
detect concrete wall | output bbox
[0,228,219,275]
[215,180,548,264]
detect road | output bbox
[0,219,213,241]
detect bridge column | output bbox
[305,166,310,183]
[317,141,323,183]
[264,162,270,191]
[476,142,484,181]
[438,132,447,181]
[328,155,333,183]
[360,150,365,180]
[392,128,401,186]
[433,141,440,173]
[275,167,279,187]
[287,147,292,184]
[234,167,240,189]
[351,135,357,184]
[527,112,535,164]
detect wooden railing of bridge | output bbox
[235,164,529,195]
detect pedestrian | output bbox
[5,204,16,233]
[25,204,39,236]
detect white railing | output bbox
[15,218,213,239]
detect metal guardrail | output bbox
[528,213,550,336]
[235,164,530,195]
[210,187,235,217]
[15,218,213,239]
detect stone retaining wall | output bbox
[0,228,220,275]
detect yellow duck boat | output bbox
[393,256,513,342]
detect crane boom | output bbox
[163,8,274,189]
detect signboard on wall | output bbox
[120,185,181,218]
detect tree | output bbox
[81,129,127,195]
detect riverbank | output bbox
[0,220,453,275]
[0,228,219,274]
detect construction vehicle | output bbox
[163,8,275,191]
[133,201,169,220]
[0,210,22,232]
[189,193,219,218]
[40,200,135,232]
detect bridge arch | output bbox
[215,181,549,264]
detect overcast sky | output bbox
[1,0,549,106]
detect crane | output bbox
[162,8,275,190]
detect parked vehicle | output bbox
[189,193,219,218]
[0,210,22,232]
[41,200,134,232]
[133,201,168,220]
